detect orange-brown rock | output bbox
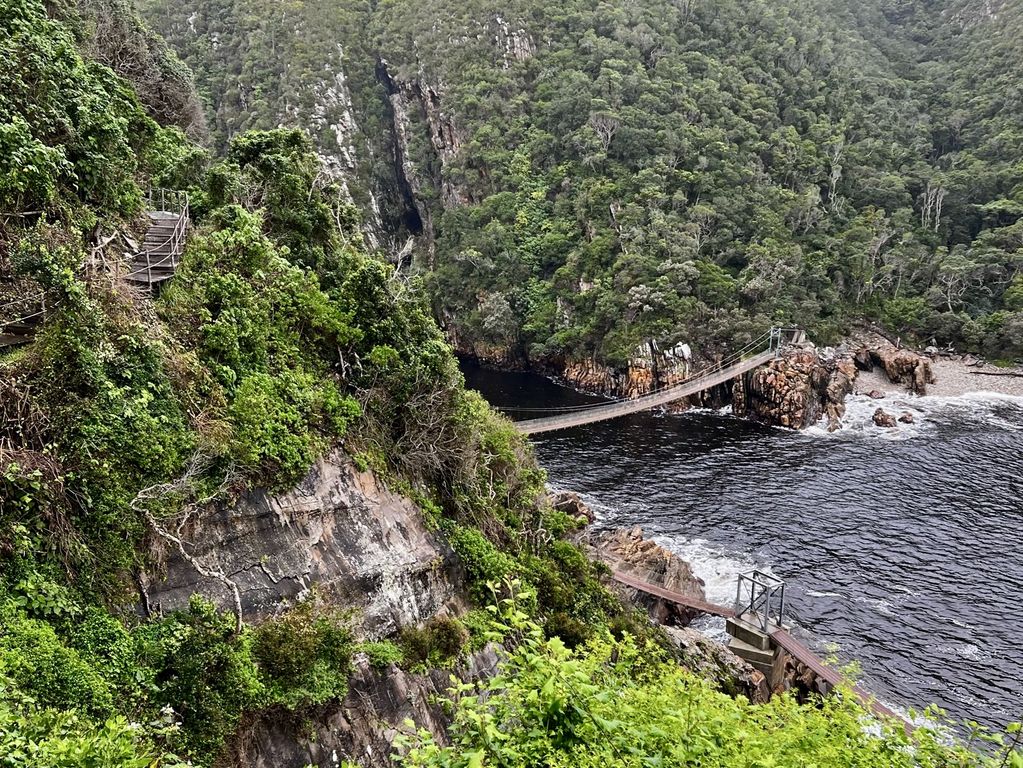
[865,346,936,394]
[733,349,856,430]
[579,526,707,625]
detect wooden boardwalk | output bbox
[616,570,910,729]
[1,194,189,348]
[613,569,736,618]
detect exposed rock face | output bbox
[580,526,707,625]
[865,346,935,395]
[664,627,770,704]
[227,649,500,768]
[872,408,897,428]
[732,349,856,430]
[143,454,465,638]
[549,489,595,523]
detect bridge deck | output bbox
[615,571,910,729]
[612,570,736,618]
[516,349,776,435]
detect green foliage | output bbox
[252,600,355,709]
[0,0,156,217]
[399,617,469,670]
[136,597,261,762]
[359,641,405,669]
[397,593,1023,768]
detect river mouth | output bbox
[461,358,1023,733]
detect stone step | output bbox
[727,635,776,667]
[725,616,772,651]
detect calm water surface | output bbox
[462,359,1023,731]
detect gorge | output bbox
[2,0,1022,765]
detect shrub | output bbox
[252,600,354,709]
[359,641,404,669]
[400,617,469,669]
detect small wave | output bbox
[804,390,1023,439]
[807,589,845,599]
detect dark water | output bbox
[462,359,1023,731]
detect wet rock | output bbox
[868,390,886,399]
[549,489,595,523]
[872,408,897,428]
[664,626,769,704]
[899,412,915,424]
[732,349,856,430]
[578,526,706,625]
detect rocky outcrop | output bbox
[872,408,897,428]
[864,345,935,395]
[580,526,707,625]
[227,648,500,768]
[549,489,595,523]
[665,627,769,703]
[142,453,466,638]
[732,348,857,430]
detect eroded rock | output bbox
[579,526,706,625]
[873,408,897,428]
[143,453,466,637]
[866,346,936,395]
[732,349,856,430]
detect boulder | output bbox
[853,347,874,371]
[868,346,936,395]
[898,412,915,424]
[578,526,706,625]
[867,390,886,399]
[549,489,595,523]
[733,349,856,430]
[872,408,897,428]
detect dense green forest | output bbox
[142,0,1023,366]
[1,0,1022,765]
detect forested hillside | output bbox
[2,0,1022,765]
[142,0,1023,366]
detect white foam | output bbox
[651,534,766,606]
[804,390,1023,439]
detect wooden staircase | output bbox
[0,295,46,349]
[123,198,189,285]
[1,191,190,349]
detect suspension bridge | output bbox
[514,327,802,435]
[0,191,189,348]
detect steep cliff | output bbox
[143,454,466,637]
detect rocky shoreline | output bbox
[459,329,1023,433]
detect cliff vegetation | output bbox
[1,1,1021,767]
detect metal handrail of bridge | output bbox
[516,327,801,435]
[616,569,910,729]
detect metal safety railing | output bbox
[124,190,190,284]
[734,570,786,632]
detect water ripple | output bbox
[463,361,1023,731]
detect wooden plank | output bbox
[518,349,776,435]
[612,570,736,618]
[614,572,911,731]
[771,627,909,727]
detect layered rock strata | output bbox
[142,453,466,638]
